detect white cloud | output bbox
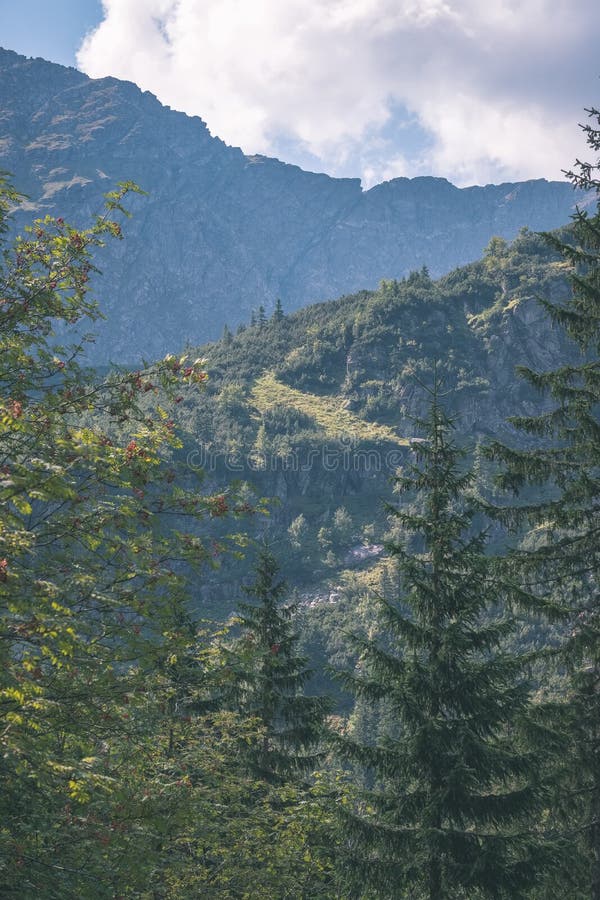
[77,0,600,187]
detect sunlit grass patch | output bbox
[250,372,408,445]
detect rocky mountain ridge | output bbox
[0,47,588,363]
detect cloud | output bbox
[77,0,600,187]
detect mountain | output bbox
[0,47,587,363]
[171,227,577,627]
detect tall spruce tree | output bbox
[486,105,600,899]
[272,297,285,324]
[333,389,550,899]
[257,304,268,328]
[228,549,329,780]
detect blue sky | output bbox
[1,1,599,188]
[0,0,102,68]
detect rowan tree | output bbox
[0,174,244,897]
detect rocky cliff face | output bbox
[0,47,588,363]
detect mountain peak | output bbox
[0,48,584,363]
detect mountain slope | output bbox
[0,47,587,363]
[170,228,577,615]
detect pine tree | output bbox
[272,297,285,324]
[485,105,600,899]
[227,549,329,780]
[257,303,267,328]
[333,389,550,899]
[487,105,600,577]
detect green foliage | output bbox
[90,619,341,899]
[484,106,600,899]
[188,551,343,896]
[226,550,330,780]
[0,176,251,896]
[332,391,552,899]
[272,296,285,324]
